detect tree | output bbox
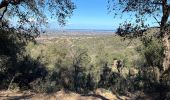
[0,0,75,90]
[108,0,170,77]
[0,0,75,35]
[108,0,170,98]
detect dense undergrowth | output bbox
[0,29,170,99]
[25,35,139,93]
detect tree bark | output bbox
[159,0,170,99]
[161,0,170,72]
[162,32,170,72]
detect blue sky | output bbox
[65,0,115,30]
[8,0,122,30]
[48,0,158,30]
[49,0,126,30]
[7,0,159,30]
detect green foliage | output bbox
[136,37,164,69]
[24,35,139,93]
[133,36,167,93]
[30,77,58,93]
[0,28,25,89]
[1,0,75,35]
[0,33,142,94]
[0,29,47,90]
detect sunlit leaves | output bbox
[0,0,76,37]
[108,0,162,38]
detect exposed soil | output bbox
[0,89,130,100]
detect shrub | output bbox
[136,37,164,69]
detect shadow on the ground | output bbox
[0,94,33,100]
[81,94,109,100]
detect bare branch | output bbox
[152,2,162,5]
[9,0,22,5]
[153,15,161,26]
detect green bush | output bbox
[135,36,164,92]
[24,36,139,94]
[0,28,48,90]
[30,77,58,93]
[136,37,164,69]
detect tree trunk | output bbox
[160,0,170,73]
[159,1,170,99]
[162,32,170,72]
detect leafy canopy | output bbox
[108,0,166,38]
[0,0,75,35]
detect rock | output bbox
[129,67,138,77]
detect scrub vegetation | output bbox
[1,0,170,99]
[1,28,169,99]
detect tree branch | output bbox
[152,2,162,5]
[0,0,22,20]
[0,6,8,20]
[0,0,9,21]
[9,0,22,5]
[153,15,161,26]
[0,0,9,9]
[160,0,169,30]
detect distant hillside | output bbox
[41,29,115,37]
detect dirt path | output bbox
[0,90,130,100]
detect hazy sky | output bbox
[49,0,127,30]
